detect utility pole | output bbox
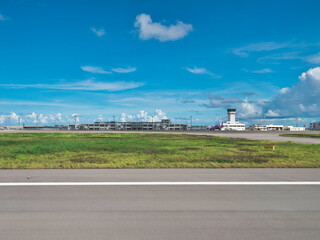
[8,116,10,126]
[18,116,21,126]
[190,116,193,130]
[296,117,298,127]
[113,116,115,122]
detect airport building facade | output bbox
[68,119,188,131]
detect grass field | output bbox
[0,132,319,169]
[280,133,320,139]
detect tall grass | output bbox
[0,132,319,169]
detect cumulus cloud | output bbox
[270,66,320,117]
[265,109,280,117]
[81,66,111,74]
[0,112,82,125]
[90,27,105,37]
[238,98,263,119]
[120,109,168,122]
[26,112,76,125]
[0,112,22,125]
[26,112,48,124]
[233,42,288,57]
[112,67,136,73]
[237,67,320,119]
[0,115,5,124]
[0,79,144,91]
[185,67,221,78]
[134,13,193,42]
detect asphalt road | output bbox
[1,169,320,240]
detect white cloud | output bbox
[306,52,320,64]
[233,67,320,119]
[134,13,193,42]
[265,110,280,117]
[50,113,63,123]
[90,27,105,37]
[0,115,5,124]
[257,51,301,63]
[252,68,274,73]
[203,95,241,108]
[120,109,168,122]
[233,42,288,57]
[0,112,22,125]
[0,14,8,21]
[20,112,71,125]
[71,113,81,123]
[81,66,111,74]
[279,87,290,94]
[238,98,262,119]
[186,67,207,74]
[0,79,144,91]
[263,67,320,118]
[26,112,48,124]
[95,114,103,122]
[112,67,136,73]
[185,67,221,78]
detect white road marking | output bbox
[0,182,320,186]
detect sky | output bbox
[0,0,320,126]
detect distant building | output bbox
[0,126,23,130]
[311,122,320,130]
[22,125,68,131]
[189,125,209,131]
[284,126,306,131]
[250,124,267,131]
[220,109,245,131]
[265,124,284,131]
[68,119,188,131]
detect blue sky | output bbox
[0,0,320,126]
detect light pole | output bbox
[36,115,39,130]
[152,116,154,130]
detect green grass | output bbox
[280,133,320,139]
[0,132,319,169]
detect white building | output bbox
[221,109,245,131]
[250,124,267,131]
[0,126,23,131]
[285,126,306,131]
[266,124,284,131]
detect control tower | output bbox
[227,109,236,123]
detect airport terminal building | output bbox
[68,119,188,131]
